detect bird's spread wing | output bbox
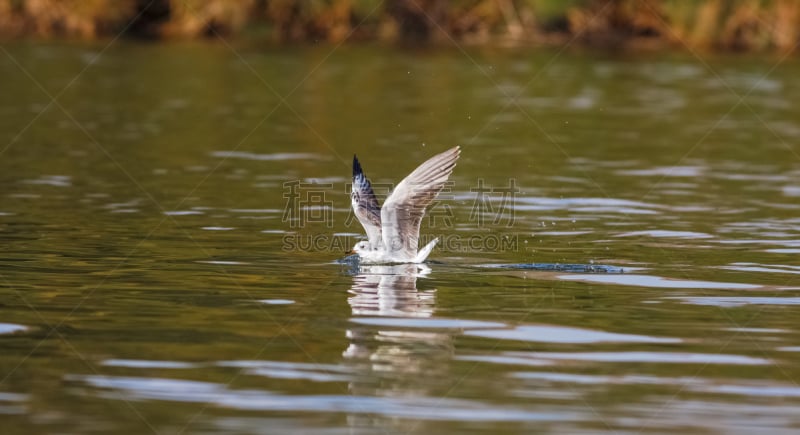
[352,155,383,246]
[381,146,460,260]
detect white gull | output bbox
[348,146,461,264]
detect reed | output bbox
[0,0,797,52]
[0,0,136,38]
[162,0,256,38]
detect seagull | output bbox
[348,146,461,264]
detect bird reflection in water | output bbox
[343,263,453,410]
[347,263,435,318]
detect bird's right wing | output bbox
[381,146,460,260]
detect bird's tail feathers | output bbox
[413,238,439,263]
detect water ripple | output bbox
[259,299,295,305]
[512,372,800,398]
[720,263,800,275]
[102,359,197,369]
[0,323,26,334]
[21,175,71,187]
[669,296,800,307]
[462,351,769,366]
[211,151,326,161]
[559,274,760,289]
[464,325,680,344]
[350,318,505,329]
[164,210,204,216]
[616,166,705,177]
[219,361,352,383]
[514,197,662,215]
[68,375,576,422]
[616,230,713,239]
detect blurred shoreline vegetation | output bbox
[0,0,799,52]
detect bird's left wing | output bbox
[352,155,383,246]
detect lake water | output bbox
[1,41,800,434]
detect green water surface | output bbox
[1,41,799,434]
